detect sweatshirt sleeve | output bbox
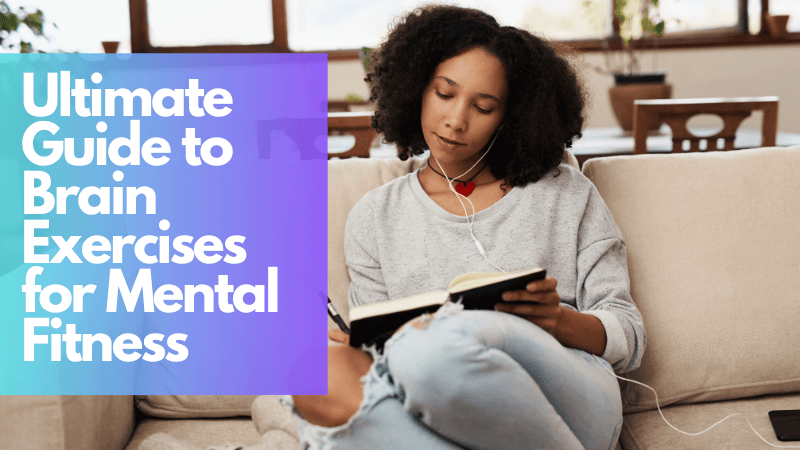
[575,187,646,373]
[344,195,390,308]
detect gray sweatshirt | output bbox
[344,163,645,373]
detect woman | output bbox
[288,5,645,450]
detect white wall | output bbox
[329,44,800,133]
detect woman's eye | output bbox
[476,106,492,114]
[435,90,452,99]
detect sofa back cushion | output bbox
[328,157,428,323]
[582,146,800,413]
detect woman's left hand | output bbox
[495,277,563,336]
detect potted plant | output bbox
[0,0,53,53]
[590,0,671,131]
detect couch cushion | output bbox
[125,417,265,450]
[620,392,800,449]
[135,396,257,419]
[132,397,300,450]
[0,396,63,450]
[582,146,800,413]
[0,395,135,450]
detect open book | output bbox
[349,267,546,349]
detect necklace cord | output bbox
[427,159,487,185]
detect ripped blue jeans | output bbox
[282,305,623,450]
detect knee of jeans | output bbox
[385,316,496,416]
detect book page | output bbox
[349,291,450,322]
[447,272,504,291]
[448,267,544,293]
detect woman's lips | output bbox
[436,134,465,146]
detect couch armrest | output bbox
[0,395,136,450]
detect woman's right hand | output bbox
[329,329,350,345]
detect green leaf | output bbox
[360,47,371,72]
[650,0,659,6]
[3,11,19,31]
[345,93,364,102]
[614,0,627,23]
[22,11,44,36]
[641,17,652,32]
[20,40,32,53]
[653,21,664,35]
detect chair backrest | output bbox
[328,111,378,159]
[632,97,778,154]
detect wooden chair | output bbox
[633,97,779,154]
[328,111,377,159]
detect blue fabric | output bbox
[290,307,622,450]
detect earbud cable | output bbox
[592,355,800,448]
[433,131,505,273]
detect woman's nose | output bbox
[445,102,468,132]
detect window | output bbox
[658,0,741,35]
[129,0,287,52]
[129,0,800,55]
[770,0,800,32]
[285,0,610,51]
[147,0,273,47]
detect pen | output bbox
[327,297,350,335]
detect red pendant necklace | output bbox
[426,160,487,197]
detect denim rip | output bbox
[280,301,466,449]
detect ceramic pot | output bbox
[102,41,120,53]
[609,75,672,131]
[765,14,790,38]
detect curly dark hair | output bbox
[367,5,587,186]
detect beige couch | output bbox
[2,146,799,450]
